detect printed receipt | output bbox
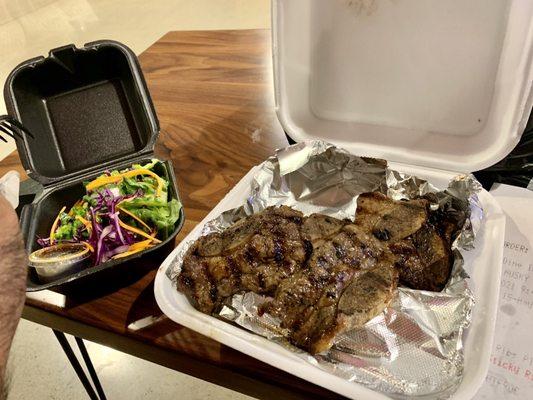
[475,183,533,399]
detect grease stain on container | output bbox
[343,0,388,16]
[500,303,516,316]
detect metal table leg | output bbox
[53,330,106,400]
[75,337,107,400]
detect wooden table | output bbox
[0,30,345,400]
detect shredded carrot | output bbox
[116,204,151,231]
[85,175,122,190]
[85,169,164,196]
[49,206,66,244]
[83,242,95,252]
[128,239,153,251]
[75,215,92,232]
[118,218,162,243]
[112,245,154,259]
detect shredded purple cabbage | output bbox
[85,188,143,265]
[42,187,145,266]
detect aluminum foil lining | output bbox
[167,141,481,399]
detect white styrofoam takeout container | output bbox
[155,166,505,400]
[156,1,532,398]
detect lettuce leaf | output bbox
[54,213,86,240]
[120,198,181,239]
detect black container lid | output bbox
[3,40,160,186]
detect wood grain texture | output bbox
[0,30,345,400]
[0,151,27,179]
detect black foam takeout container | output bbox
[3,40,184,291]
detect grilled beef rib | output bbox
[177,192,463,354]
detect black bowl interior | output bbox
[8,44,156,180]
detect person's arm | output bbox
[0,195,26,396]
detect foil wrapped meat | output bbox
[177,191,465,354]
[168,141,481,398]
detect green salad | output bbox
[38,159,181,265]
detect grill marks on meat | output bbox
[354,192,464,292]
[260,224,397,353]
[390,225,452,292]
[178,206,308,314]
[306,262,397,354]
[179,206,399,354]
[177,192,463,355]
[355,192,429,242]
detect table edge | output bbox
[22,305,331,400]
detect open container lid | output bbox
[4,40,159,186]
[272,0,533,173]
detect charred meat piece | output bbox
[390,207,465,291]
[267,262,398,354]
[390,224,452,291]
[260,225,379,327]
[260,224,397,354]
[177,191,463,355]
[355,192,429,242]
[355,192,464,292]
[178,206,309,313]
[300,213,348,244]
